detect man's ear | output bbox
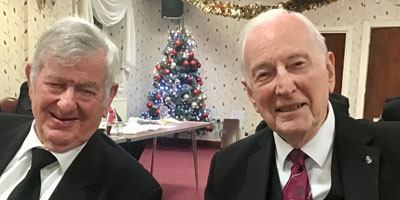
[241,78,259,113]
[109,83,119,102]
[326,51,336,93]
[102,83,119,117]
[25,63,33,96]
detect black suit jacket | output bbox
[0,113,162,200]
[205,106,400,200]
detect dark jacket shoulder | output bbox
[0,112,33,133]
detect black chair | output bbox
[329,93,349,116]
[15,82,33,115]
[381,95,400,121]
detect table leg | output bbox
[191,130,199,189]
[151,137,157,174]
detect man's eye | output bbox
[255,72,272,81]
[47,82,63,88]
[81,89,95,95]
[290,61,306,69]
[295,61,305,66]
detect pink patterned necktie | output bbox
[282,149,312,200]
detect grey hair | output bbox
[240,9,327,77]
[30,16,120,103]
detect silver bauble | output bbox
[191,102,198,108]
[184,94,190,101]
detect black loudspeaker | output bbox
[162,0,183,19]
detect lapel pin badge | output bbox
[364,155,373,164]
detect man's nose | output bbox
[57,87,77,113]
[275,70,296,96]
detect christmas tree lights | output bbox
[142,26,211,129]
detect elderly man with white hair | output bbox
[0,17,161,200]
[205,9,400,200]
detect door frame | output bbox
[356,20,400,118]
[319,26,353,99]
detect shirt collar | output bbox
[274,102,336,169]
[18,120,87,173]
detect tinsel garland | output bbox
[185,0,338,20]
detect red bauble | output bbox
[198,81,203,86]
[187,77,193,83]
[155,109,160,115]
[155,75,162,81]
[197,77,202,82]
[202,104,206,108]
[197,63,201,68]
[190,60,197,66]
[146,102,153,108]
[170,50,177,55]
[163,69,170,75]
[155,93,162,99]
[167,57,173,64]
[193,89,199,95]
[155,64,161,71]
[205,126,213,131]
[203,112,209,118]
[188,52,194,58]
[183,60,189,67]
[175,40,182,46]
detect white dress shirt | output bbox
[0,120,86,200]
[274,102,335,200]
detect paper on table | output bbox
[123,120,175,134]
[127,117,182,125]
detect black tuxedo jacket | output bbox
[205,106,400,200]
[0,113,162,200]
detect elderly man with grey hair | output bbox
[205,9,400,200]
[0,17,161,200]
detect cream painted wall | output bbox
[0,0,72,98]
[0,1,25,98]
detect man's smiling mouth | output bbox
[277,103,306,112]
[51,112,78,121]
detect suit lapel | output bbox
[239,129,282,200]
[333,109,379,200]
[0,121,32,174]
[50,132,103,200]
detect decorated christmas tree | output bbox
[142,26,211,129]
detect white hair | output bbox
[30,17,120,103]
[240,9,327,77]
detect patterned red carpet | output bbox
[139,139,219,200]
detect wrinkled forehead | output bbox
[244,17,312,59]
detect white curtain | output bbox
[78,0,135,71]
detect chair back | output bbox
[0,97,18,113]
[219,118,240,148]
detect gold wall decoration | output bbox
[185,0,338,20]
